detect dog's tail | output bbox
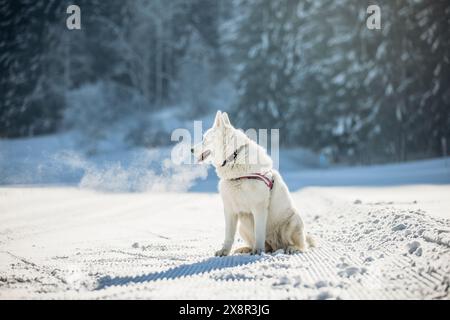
[306,234,316,248]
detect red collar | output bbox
[233,172,274,190]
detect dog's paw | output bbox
[233,246,253,254]
[285,246,304,254]
[250,248,265,255]
[215,248,230,257]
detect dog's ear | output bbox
[222,112,232,127]
[214,110,223,128]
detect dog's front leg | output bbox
[252,205,268,255]
[215,208,237,257]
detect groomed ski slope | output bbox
[1,183,449,299]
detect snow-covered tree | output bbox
[0,0,226,138]
[226,0,450,163]
[0,0,64,137]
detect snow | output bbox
[284,158,450,190]
[3,133,448,192]
[316,185,450,219]
[1,184,449,299]
[0,134,450,299]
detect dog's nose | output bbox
[190,148,194,154]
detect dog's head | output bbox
[191,111,247,167]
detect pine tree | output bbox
[227,0,450,163]
[0,0,63,137]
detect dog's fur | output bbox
[192,111,314,256]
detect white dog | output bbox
[192,111,314,256]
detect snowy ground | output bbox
[1,134,450,299]
[1,185,449,299]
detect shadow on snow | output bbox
[96,255,263,290]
